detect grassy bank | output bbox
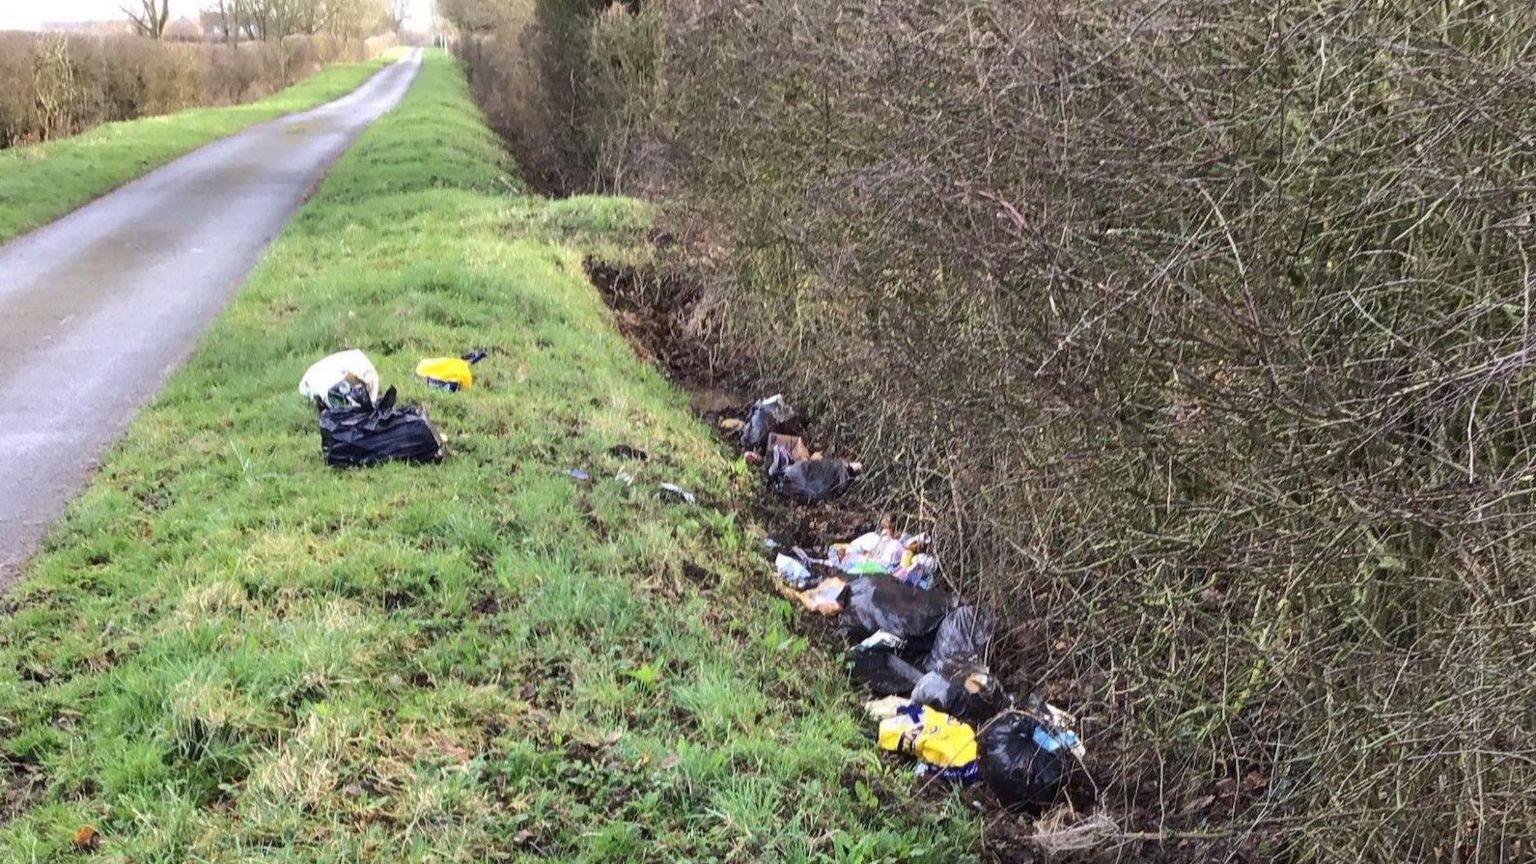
[0,54,395,246]
[0,51,975,862]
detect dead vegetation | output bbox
[0,31,395,148]
[451,0,1536,859]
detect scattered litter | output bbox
[742,394,796,450]
[790,545,824,566]
[841,576,950,640]
[74,825,100,851]
[856,630,908,653]
[793,577,846,614]
[772,458,861,504]
[893,553,938,590]
[318,386,443,467]
[608,444,650,461]
[830,532,899,570]
[829,528,932,576]
[848,640,924,696]
[659,483,697,504]
[616,471,636,486]
[1040,701,1086,758]
[878,702,981,784]
[979,707,1086,814]
[566,468,591,481]
[910,606,1008,723]
[718,386,1088,816]
[765,432,814,477]
[300,349,379,409]
[775,554,816,590]
[864,694,911,721]
[768,432,811,463]
[415,350,487,392]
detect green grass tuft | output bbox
[0,51,977,861]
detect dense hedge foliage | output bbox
[452,1,1536,858]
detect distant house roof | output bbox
[165,16,202,41]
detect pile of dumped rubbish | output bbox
[297,349,704,507]
[730,394,1090,816]
[293,351,1087,815]
[298,348,465,466]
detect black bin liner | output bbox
[841,576,950,640]
[319,386,443,467]
[742,395,796,451]
[772,458,858,504]
[925,605,991,676]
[980,710,1084,815]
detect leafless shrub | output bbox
[0,33,392,149]
[0,34,39,146]
[465,0,1536,859]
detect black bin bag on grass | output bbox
[319,386,444,467]
[980,710,1085,815]
[925,605,992,676]
[841,576,950,640]
[912,606,1010,725]
[772,458,859,504]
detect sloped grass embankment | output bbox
[0,52,976,861]
[0,54,395,246]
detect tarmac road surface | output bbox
[0,49,422,586]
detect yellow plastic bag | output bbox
[791,577,846,614]
[878,703,979,780]
[416,351,485,392]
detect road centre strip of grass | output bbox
[0,52,976,862]
[0,55,393,246]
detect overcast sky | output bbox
[0,0,436,31]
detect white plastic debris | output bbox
[659,483,697,504]
[300,349,380,409]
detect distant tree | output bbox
[438,0,501,34]
[201,0,241,44]
[122,0,171,38]
[387,0,409,33]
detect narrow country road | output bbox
[0,50,422,585]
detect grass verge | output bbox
[0,51,976,862]
[0,54,395,246]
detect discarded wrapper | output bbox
[864,695,911,721]
[416,350,487,392]
[659,483,697,504]
[878,702,981,784]
[775,554,816,590]
[794,577,846,614]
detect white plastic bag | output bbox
[300,349,380,409]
